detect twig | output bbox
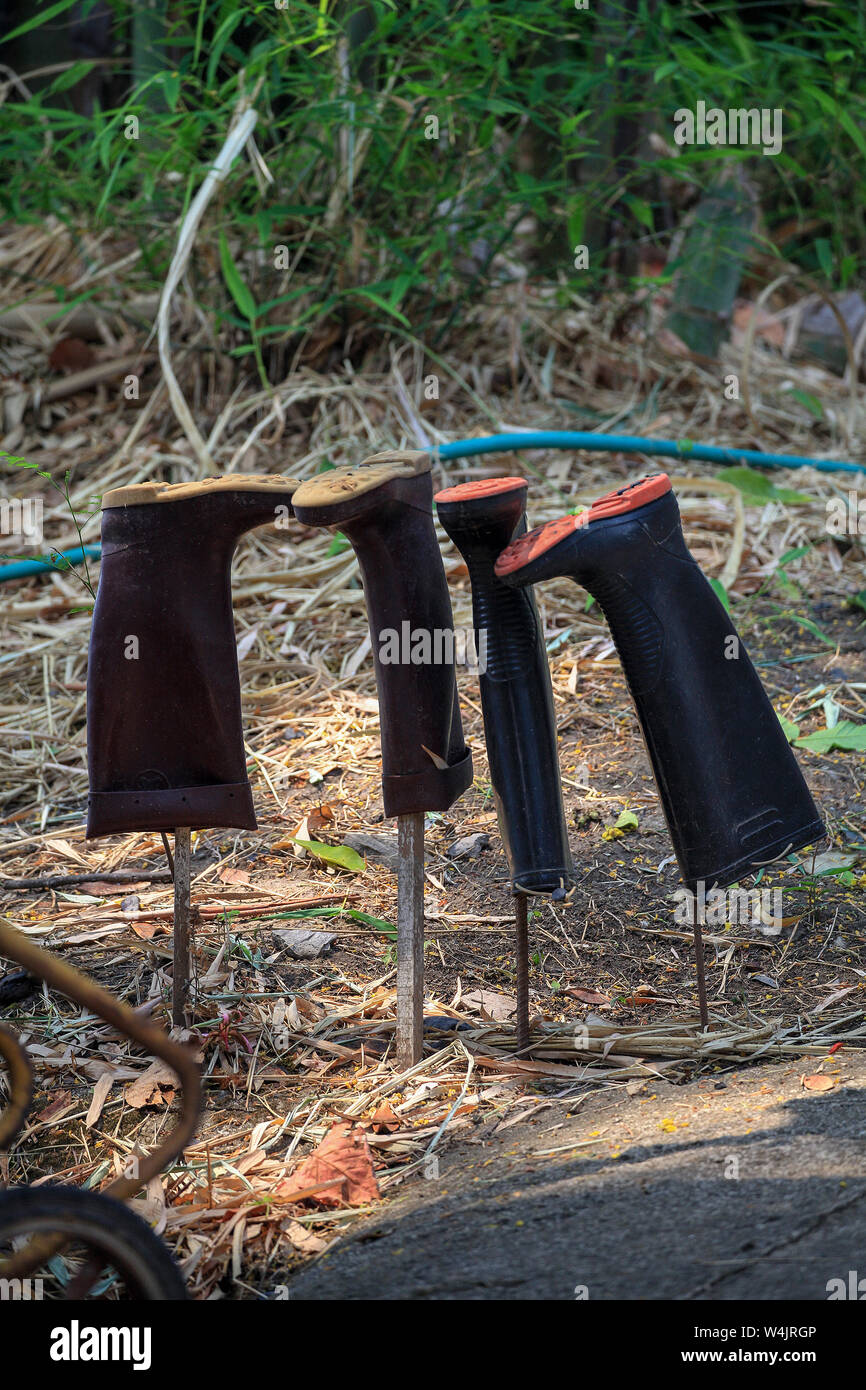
[0,869,173,891]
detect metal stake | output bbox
[172,827,192,1029]
[689,888,709,1028]
[396,812,424,1069]
[514,891,530,1053]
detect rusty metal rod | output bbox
[690,889,710,1028]
[172,826,192,1028]
[515,892,530,1053]
[0,1023,33,1151]
[396,812,424,1069]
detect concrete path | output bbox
[285,1052,866,1300]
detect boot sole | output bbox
[291,451,430,526]
[104,473,300,509]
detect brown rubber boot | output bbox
[86,475,299,838]
[291,451,473,815]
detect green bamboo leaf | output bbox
[777,713,800,744]
[2,0,82,44]
[787,388,823,419]
[708,577,730,612]
[347,909,396,939]
[207,11,246,89]
[291,838,366,873]
[814,238,833,281]
[49,60,96,94]
[218,232,257,322]
[350,288,411,327]
[717,467,812,506]
[787,614,834,648]
[653,60,678,83]
[326,532,350,556]
[811,86,866,161]
[156,70,181,111]
[776,546,812,568]
[796,720,866,754]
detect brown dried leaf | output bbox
[277,1122,380,1208]
[463,989,516,1021]
[218,866,251,885]
[802,1074,835,1093]
[124,1060,177,1109]
[32,1091,74,1126]
[49,337,95,372]
[85,880,149,896]
[368,1102,400,1134]
[566,987,612,1006]
[86,1071,114,1128]
[130,921,158,940]
[281,1219,329,1254]
[307,805,334,833]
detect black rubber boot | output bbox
[495,474,825,890]
[435,477,573,897]
[86,475,299,837]
[292,452,472,816]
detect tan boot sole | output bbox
[291,450,429,513]
[104,473,300,509]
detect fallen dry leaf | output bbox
[802,1074,836,1092]
[621,984,677,1006]
[218,866,251,886]
[86,1071,114,1128]
[811,985,858,1015]
[83,880,149,896]
[368,1102,400,1134]
[566,987,612,1006]
[732,301,786,348]
[48,337,95,372]
[273,927,336,959]
[281,1219,329,1254]
[130,921,159,940]
[277,1122,380,1208]
[463,989,516,1021]
[31,1091,74,1127]
[44,838,89,865]
[124,1060,178,1109]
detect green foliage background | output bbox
[1,0,864,358]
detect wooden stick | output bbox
[35,353,156,404]
[171,827,191,1028]
[0,868,173,892]
[396,812,424,1069]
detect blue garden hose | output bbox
[437,430,866,475]
[0,545,101,583]
[0,431,861,585]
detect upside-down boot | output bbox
[291,452,472,815]
[86,475,299,837]
[435,478,573,897]
[495,473,824,891]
